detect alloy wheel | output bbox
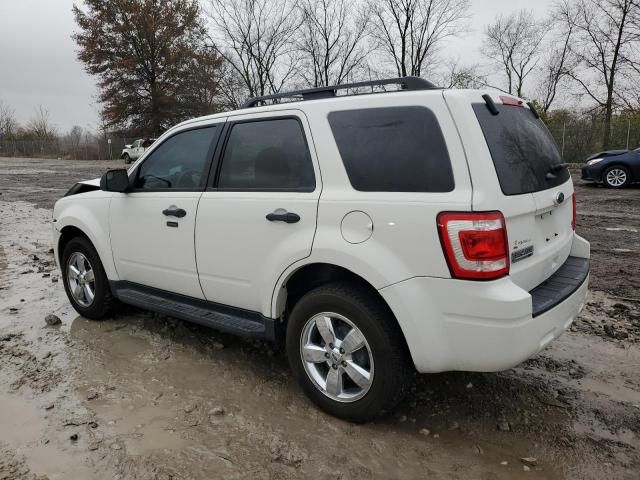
[66,252,96,307]
[300,312,374,403]
[606,168,627,187]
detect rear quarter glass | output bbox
[472,103,569,195]
[328,106,454,192]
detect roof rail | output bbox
[241,76,439,108]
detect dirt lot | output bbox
[0,157,638,480]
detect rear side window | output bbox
[328,107,454,192]
[473,103,569,195]
[217,118,315,191]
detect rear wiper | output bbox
[549,163,569,172]
[545,163,569,180]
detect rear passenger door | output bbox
[195,111,321,315]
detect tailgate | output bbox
[444,90,575,291]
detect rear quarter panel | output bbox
[282,91,473,291]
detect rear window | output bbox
[473,103,569,195]
[328,107,454,192]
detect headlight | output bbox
[586,158,603,166]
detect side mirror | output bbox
[100,169,131,193]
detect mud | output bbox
[0,157,639,479]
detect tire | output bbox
[603,165,631,188]
[286,281,412,422]
[61,236,117,320]
[123,153,131,164]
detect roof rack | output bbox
[241,76,438,108]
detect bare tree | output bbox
[535,1,579,113]
[207,0,301,100]
[26,106,56,141]
[0,100,18,139]
[368,0,469,78]
[438,60,486,88]
[216,61,249,110]
[297,0,368,87]
[620,43,640,109]
[483,10,547,98]
[67,126,84,159]
[562,0,640,148]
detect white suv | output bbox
[53,77,590,422]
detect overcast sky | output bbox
[0,0,552,133]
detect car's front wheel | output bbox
[61,236,117,320]
[286,282,411,422]
[123,153,131,164]
[603,165,631,188]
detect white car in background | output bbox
[120,138,156,163]
[53,77,590,422]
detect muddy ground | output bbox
[0,156,638,480]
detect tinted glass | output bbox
[135,127,217,190]
[218,119,315,191]
[473,103,570,195]
[328,107,454,192]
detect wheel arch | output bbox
[601,162,632,182]
[58,225,90,264]
[54,201,119,280]
[273,262,412,360]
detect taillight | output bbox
[437,211,510,280]
[571,193,576,230]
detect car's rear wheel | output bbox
[603,166,631,188]
[123,153,131,164]
[286,282,411,422]
[61,236,117,320]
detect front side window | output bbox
[217,118,315,191]
[328,106,454,192]
[135,127,217,190]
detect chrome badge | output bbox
[511,245,534,263]
[553,191,565,205]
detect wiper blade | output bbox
[549,163,569,172]
[546,163,569,180]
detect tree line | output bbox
[1,0,639,162]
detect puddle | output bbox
[0,392,99,480]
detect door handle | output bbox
[162,206,187,218]
[266,209,300,224]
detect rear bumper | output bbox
[380,234,590,373]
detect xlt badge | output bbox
[511,245,534,263]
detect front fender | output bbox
[53,195,118,280]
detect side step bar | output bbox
[110,281,281,342]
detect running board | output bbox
[109,281,281,342]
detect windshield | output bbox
[473,103,569,195]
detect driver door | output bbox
[109,123,223,298]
